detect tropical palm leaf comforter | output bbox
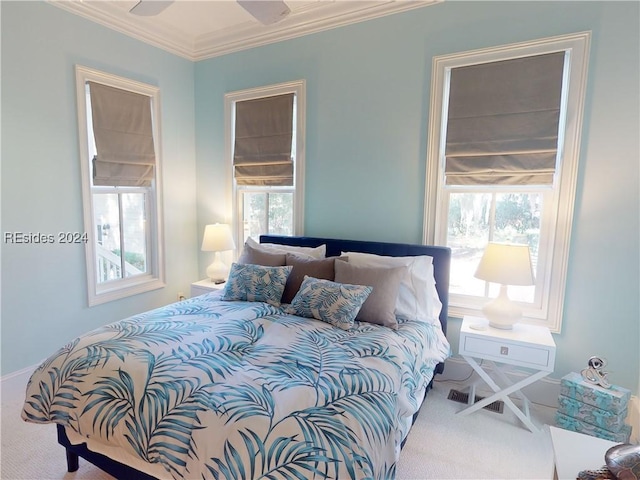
[22,291,449,480]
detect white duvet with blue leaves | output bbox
[22,292,449,479]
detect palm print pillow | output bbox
[222,263,292,306]
[286,275,372,330]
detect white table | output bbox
[458,316,556,432]
[191,279,225,297]
[549,426,618,480]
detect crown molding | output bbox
[48,0,441,61]
[192,1,441,60]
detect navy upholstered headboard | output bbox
[260,234,451,341]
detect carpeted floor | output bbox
[1,370,555,479]
[397,378,555,479]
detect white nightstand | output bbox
[190,279,226,297]
[458,315,556,432]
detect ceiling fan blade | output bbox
[130,0,174,17]
[237,0,291,25]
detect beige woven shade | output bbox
[445,52,565,186]
[88,82,156,187]
[233,93,294,186]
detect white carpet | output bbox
[398,378,555,479]
[1,371,555,479]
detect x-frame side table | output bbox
[458,316,556,432]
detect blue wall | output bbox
[2,1,638,395]
[1,2,199,374]
[194,1,639,393]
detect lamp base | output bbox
[206,252,229,284]
[482,284,522,330]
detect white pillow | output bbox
[342,251,442,325]
[247,237,326,260]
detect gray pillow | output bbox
[334,261,405,329]
[281,253,340,304]
[238,242,286,266]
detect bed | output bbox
[22,235,451,480]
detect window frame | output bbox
[224,80,306,247]
[423,32,591,332]
[75,65,165,306]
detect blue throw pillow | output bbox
[222,263,292,306]
[286,275,372,330]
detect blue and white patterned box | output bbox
[560,372,631,414]
[557,394,628,432]
[555,412,631,443]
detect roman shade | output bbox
[445,52,565,186]
[233,93,294,186]
[89,82,156,187]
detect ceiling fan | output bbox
[129,0,291,25]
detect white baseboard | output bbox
[438,357,639,443]
[1,364,38,383]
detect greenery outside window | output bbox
[76,66,165,306]
[423,33,591,332]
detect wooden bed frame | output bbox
[57,235,451,479]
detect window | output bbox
[423,32,590,332]
[225,81,305,246]
[75,66,165,306]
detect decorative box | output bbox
[557,394,628,432]
[555,412,632,443]
[556,372,632,442]
[560,372,631,414]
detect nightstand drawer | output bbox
[462,335,552,369]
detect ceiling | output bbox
[49,0,440,61]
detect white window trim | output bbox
[423,32,591,333]
[75,65,166,306]
[224,80,306,247]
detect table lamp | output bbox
[201,223,236,283]
[474,242,534,329]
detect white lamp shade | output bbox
[474,242,534,286]
[474,242,534,329]
[201,224,235,252]
[201,224,235,283]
